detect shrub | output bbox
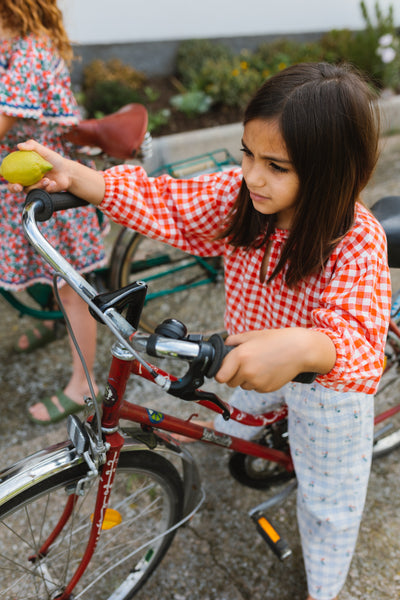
[320,1,400,90]
[83,58,146,90]
[175,39,232,88]
[171,1,399,113]
[195,56,264,108]
[170,90,213,116]
[82,59,148,117]
[80,1,399,132]
[249,39,326,76]
[83,79,143,117]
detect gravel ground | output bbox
[1,133,400,599]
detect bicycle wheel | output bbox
[228,420,295,489]
[373,286,400,459]
[373,349,400,459]
[109,228,226,335]
[0,449,183,599]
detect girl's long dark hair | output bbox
[218,62,380,287]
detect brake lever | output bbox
[169,387,231,421]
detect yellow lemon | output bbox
[0,150,53,186]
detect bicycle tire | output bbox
[108,228,226,335]
[228,451,295,489]
[371,287,400,459]
[0,449,183,599]
[373,349,400,459]
[228,420,295,489]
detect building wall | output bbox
[59,0,399,82]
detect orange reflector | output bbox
[258,516,280,543]
[91,508,122,530]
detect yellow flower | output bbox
[232,69,239,77]
[240,61,248,70]
[278,62,287,71]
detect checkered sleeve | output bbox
[100,164,242,257]
[312,221,391,394]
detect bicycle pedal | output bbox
[250,510,292,561]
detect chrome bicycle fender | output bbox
[0,440,82,509]
[0,436,203,519]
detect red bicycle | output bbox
[0,188,399,598]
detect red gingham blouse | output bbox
[101,165,391,395]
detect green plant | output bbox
[83,58,146,91]
[78,1,399,136]
[175,39,232,88]
[250,39,325,76]
[196,56,265,108]
[84,79,144,117]
[376,33,400,91]
[320,1,400,90]
[147,108,171,133]
[170,90,213,116]
[82,59,148,117]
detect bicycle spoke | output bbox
[0,451,183,598]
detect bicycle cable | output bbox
[52,272,170,441]
[53,273,102,441]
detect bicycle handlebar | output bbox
[22,189,317,409]
[135,331,316,385]
[28,190,89,221]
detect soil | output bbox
[144,76,243,137]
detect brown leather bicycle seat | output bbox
[65,103,148,160]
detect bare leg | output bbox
[16,319,55,350]
[29,284,98,421]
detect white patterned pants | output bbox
[214,382,374,600]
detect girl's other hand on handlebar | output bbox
[215,328,336,392]
[7,140,70,194]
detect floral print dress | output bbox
[0,34,106,290]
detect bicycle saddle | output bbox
[65,103,148,160]
[371,195,400,268]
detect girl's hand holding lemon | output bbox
[0,150,53,186]
[3,140,106,206]
[2,140,70,193]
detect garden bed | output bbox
[141,76,243,137]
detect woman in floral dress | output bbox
[0,0,106,423]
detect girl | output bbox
[11,62,391,600]
[0,0,106,423]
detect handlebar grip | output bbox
[26,189,88,222]
[293,371,317,384]
[206,334,317,384]
[206,334,233,378]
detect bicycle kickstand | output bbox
[248,479,297,561]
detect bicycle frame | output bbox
[0,351,293,599]
[3,190,399,598]
[0,192,292,598]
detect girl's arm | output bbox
[0,113,17,138]
[216,327,336,392]
[9,140,105,205]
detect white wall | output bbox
[59,0,399,45]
